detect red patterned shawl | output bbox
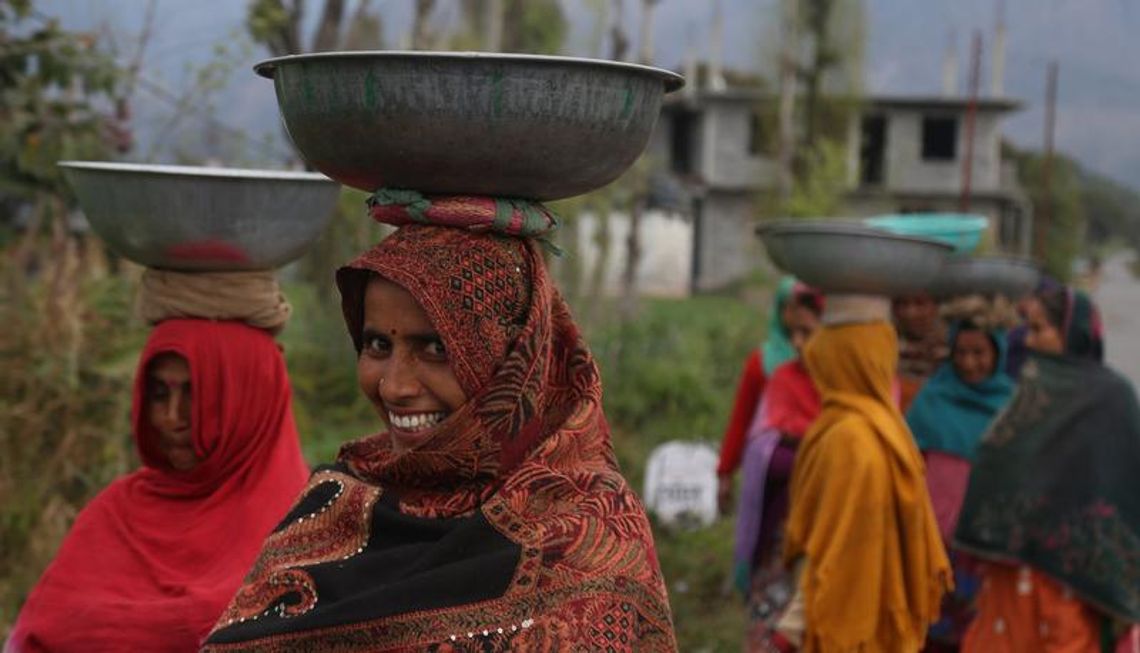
[204,224,675,651]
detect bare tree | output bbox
[776,0,798,200]
[609,0,629,61]
[412,0,436,49]
[247,0,383,56]
[312,0,347,51]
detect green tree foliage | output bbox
[246,0,385,57]
[1079,170,1140,253]
[782,139,849,218]
[0,5,135,631]
[795,0,864,150]
[762,0,866,219]
[1004,144,1140,280]
[0,3,127,198]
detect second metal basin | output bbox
[757,220,954,295]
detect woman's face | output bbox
[952,329,997,385]
[358,277,468,453]
[787,304,821,358]
[1024,297,1066,355]
[146,353,199,471]
[893,294,939,340]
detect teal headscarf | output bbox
[906,322,1016,461]
[761,277,798,376]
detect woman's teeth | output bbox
[388,412,446,432]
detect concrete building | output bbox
[650,89,1033,291]
[845,96,1032,247]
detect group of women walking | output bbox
[7,185,1140,652]
[723,280,1140,652]
[7,194,675,651]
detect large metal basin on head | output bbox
[756,220,954,295]
[59,162,340,271]
[929,256,1041,299]
[254,51,684,200]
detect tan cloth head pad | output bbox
[138,269,292,334]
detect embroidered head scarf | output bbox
[204,193,674,651]
[906,321,1016,461]
[955,290,1140,622]
[9,320,309,652]
[783,321,951,652]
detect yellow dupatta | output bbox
[784,322,951,652]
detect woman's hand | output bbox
[717,474,734,516]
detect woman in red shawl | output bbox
[732,286,824,652]
[202,191,675,651]
[7,320,310,652]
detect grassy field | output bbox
[2,268,770,649]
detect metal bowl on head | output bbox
[756,220,954,295]
[254,51,684,200]
[929,256,1041,299]
[59,161,340,271]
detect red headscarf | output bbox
[9,320,309,652]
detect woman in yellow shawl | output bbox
[780,318,952,652]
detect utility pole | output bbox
[1037,61,1059,261]
[959,31,982,212]
[991,0,1007,96]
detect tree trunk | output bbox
[619,195,645,321]
[412,0,436,50]
[802,0,835,152]
[777,0,798,201]
[485,0,503,50]
[609,0,629,61]
[312,0,346,51]
[637,0,659,64]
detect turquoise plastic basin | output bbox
[864,213,988,254]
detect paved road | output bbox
[1096,254,1140,386]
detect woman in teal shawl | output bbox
[908,320,1016,462]
[958,288,1140,652]
[906,316,1016,650]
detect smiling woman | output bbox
[357,277,467,453]
[203,193,675,651]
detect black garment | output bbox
[207,464,520,645]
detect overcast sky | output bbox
[40,0,1140,186]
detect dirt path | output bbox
[1095,253,1140,386]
